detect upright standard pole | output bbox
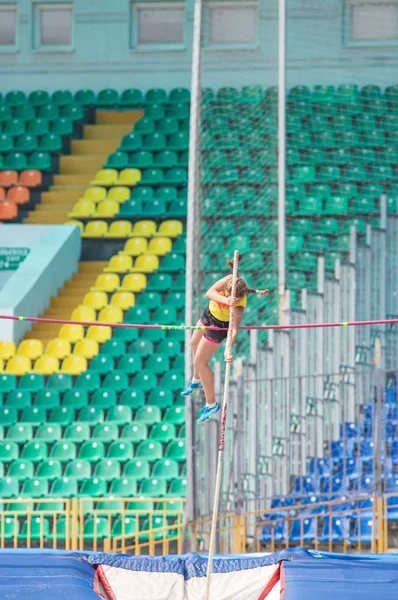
[184,0,203,525]
[204,250,240,600]
[278,0,287,325]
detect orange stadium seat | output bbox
[0,188,5,201]
[19,170,42,187]
[0,200,17,220]
[0,171,18,187]
[7,186,30,204]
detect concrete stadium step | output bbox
[59,155,107,174]
[24,214,68,224]
[52,175,92,186]
[71,140,121,156]
[41,191,83,204]
[83,124,133,140]
[96,110,144,126]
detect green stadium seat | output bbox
[298,196,322,215]
[90,389,117,409]
[62,104,85,121]
[64,460,90,480]
[52,90,73,106]
[330,235,350,252]
[364,99,387,115]
[165,440,185,462]
[121,423,147,443]
[135,406,162,424]
[355,114,377,131]
[331,115,352,131]
[305,234,329,251]
[101,339,126,357]
[362,130,385,146]
[350,197,375,213]
[15,134,38,153]
[78,441,105,463]
[109,477,137,496]
[370,165,392,179]
[78,406,104,424]
[22,478,48,497]
[50,476,78,497]
[119,132,142,152]
[41,133,64,152]
[50,441,77,462]
[342,217,367,233]
[381,114,398,131]
[292,166,315,183]
[80,477,107,497]
[28,119,50,136]
[140,477,167,497]
[158,253,185,272]
[339,101,362,117]
[5,118,25,136]
[0,133,13,153]
[104,152,129,169]
[89,355,114,375]
[107,441,134,461]
[130,339,154,357]
[150,422,176,442]
[36,459,62,479]
[34,389,60,408]
[123,458,150,479]
[345,165,367,181]
[92,423,118,443]
[307,115,328,132]
[292,252,317,271]
[37,104,60,120]
[102,371,128,391]
[5,152,27,171]
[5,389,31,408]
[317,165,341,181]
[64,423,90,442]
[106,405,132,425]
[8,459,34,480]
[378,147,398,164]
[96,88,119,107]
[19,516,51,541]
[312,131,335,147]
[160,371,184,392]
[6,424,33,443]
[47,373,72,392]
[315,218,340,234]
[21,441,48,462]
[136,440,163,462]
[147,389,174,409]
[288,218,312,235]
[28,90,50,106]
[0,476,19,496]
[62,390,88,409]
[35,424,62,441]
[328,148,351,165]
[75,371,101,392]
[5,90,26,107]
[52,118,74,136]
[49,406,74,426]
[131,150,153,169]
[288,132,311,147]
[119,389,145,409]
[120,88,143,107]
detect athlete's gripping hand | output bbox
[225,295,237,306]
[257,289,269,297]
[224,350,234,364]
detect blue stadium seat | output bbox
[319,516,348,543]
[288,518,316,542]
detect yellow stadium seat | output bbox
[120,273,147,292]
[65,220,84,231]
[98,306,123,324]
[131,220,157,238]
[90,169,118,186]
[59,324,85,343]
[82,220,108,238]
[131,254,159,273]
[69,200,95,218]
[154,220,183,238]
[148,237,172,256]
[0,341,16,360]
[104,255,133,273]
[86,325,112,343]
[108,187,130,203]
[110,291,135,310]
[46,338,71,359]
[121,237,148,256]
[117,169,142,185]
[92,273,120,292]
[71,306,96,322]
[6,355,31,375]
[95,200,119,217]
[33,355,59,375]
[73,339,99,359]
[17,339,43,360]
[83,186,107,202]
[82,291,108,310]
[0,358,4,372]
[105,221,133,238]
[61,355,87,375]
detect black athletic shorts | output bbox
[199,306,229,346]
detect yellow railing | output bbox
[0,496,185,553]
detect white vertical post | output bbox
[278,0,287,325]
[204,251,240,600]
[185,0,203,524]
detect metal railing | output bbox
[0,497,185,553]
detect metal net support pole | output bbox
[278,0,287,325]
[184,0,203,529]
[203,250,240,600]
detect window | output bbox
[345,1,398,44]
[133,3,184,48]
[206,2,257,46]
[0,4,17,47]
[34,3,73,49]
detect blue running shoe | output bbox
[181,380,203,396]
[197,403,221,423]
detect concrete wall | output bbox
[1,0,397,92]
[0,225,81,343]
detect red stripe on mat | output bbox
[257,563,281,600]
[96,564,118,600]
